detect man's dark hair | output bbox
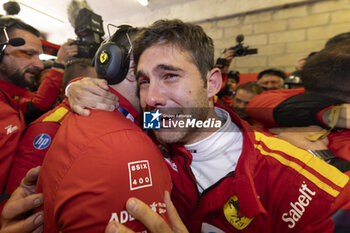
[227,70,240,83]
[236,82,263,95]
[301,41,350,101]
[325,32,350,48]
[0,16,40,41]
[257,68,287,80]
[110,25,139,54]
[133,19,214,85]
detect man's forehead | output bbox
[261,74,282,80]
[11,29,42,52]
[137,43,195,71]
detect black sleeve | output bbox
[273,94,345,127]
[24,101,48,125]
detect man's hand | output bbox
[270,125,329,150]
[223,48,235,65]
[66,77,119,116]
[0,166,44,233]
[218,48,235,74]
[55,39,78,65]
[322,104,350,129]
[105,191,188,233]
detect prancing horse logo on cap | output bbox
[99,50,108,64]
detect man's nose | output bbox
[145,82,166,108]
[33,56,44,70]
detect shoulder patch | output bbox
[33,134,51,150]
[42,107,69,124]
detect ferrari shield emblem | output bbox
[99,51,108,64]
[223,195,254,230]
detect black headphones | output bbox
[94,25,133,85]
[0,18,26,63]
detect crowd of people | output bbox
[0,11,350,233]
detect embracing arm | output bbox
[66,77,118,116]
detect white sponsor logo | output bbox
[109,211,135,224]
[282,182,316,229]
[109,201,166,233]
[150,201,167,214]
[5,124,18,135]
[128,160,152,190]
[164,157,178,172]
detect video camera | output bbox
[215,34,258,69]
[227,34,258,57]
[72,8,104,58]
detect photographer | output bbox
[215,34,257,90]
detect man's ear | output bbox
[207,68,222,98]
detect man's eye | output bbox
[164,73,178,80]
[138,78,149,85]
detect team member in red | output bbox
[130,19,350,232]
[245,43,350,164]
[64,21,350,232]
[4,59,97,194]
[0,16,77,193]
[36,26,171,232]
[0,17,77,193]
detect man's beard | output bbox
[9,70,37,90]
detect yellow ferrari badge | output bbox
[223,195,254,230]
[99,51,108,64]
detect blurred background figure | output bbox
[232,82,263,122]
[216,70,239,108]
[257,68,286,91]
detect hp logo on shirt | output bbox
[143,110,161,129]
[33,134,51,150]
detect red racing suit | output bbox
[36,88,172,233]
[166,108,350,233]
[0,69,63,193]
[0,88,25,193]
[245,88,350,162]
[5,100,70,194]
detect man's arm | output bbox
[0,166,44,233]
[105,192,188,233]
[321,104,350,129]
[66,77,118,116]
[269,125,329,151]
[21,40,78,123]
[273,94,345,127]
[245,88,305,127]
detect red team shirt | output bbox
[166,107,350,233]
[36,88,172,233]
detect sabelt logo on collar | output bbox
[223,195,254,230]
